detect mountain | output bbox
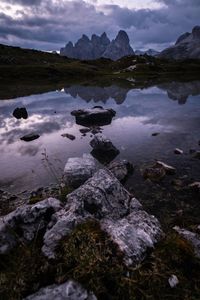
[60,30,134,61]
[135,49,159,56]
[159,26,200,60]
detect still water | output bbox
[0,81,200,193]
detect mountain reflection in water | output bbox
[0,80,200,193]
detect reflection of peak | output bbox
[158,81,200,104]
[64,85,130,104]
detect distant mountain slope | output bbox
[159,26,200,60]
[0,44,69,65]
[135,49,159,56]
[60,30,134,61]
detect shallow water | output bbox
[0,81,200,194]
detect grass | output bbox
[0,220,200,300]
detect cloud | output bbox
[0,0,199,51]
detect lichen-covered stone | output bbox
[42,169,131,258]
[63,154,97,188]
[0,198,62,255]
[23,280,97,300]
[107,159,133,181]
[101,209,163,266]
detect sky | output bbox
[0,0,199,51]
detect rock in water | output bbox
[107,159,134,181]
[90,135,120,164]
[71,106,116,126]
[103,30,134,61]
[61,133,76,140]
[168,275,179,288]
[20,133,40,142]
[0,198,62,255]
[13,107,28,119]
[63,154,97,188]
[159,25,200,60]
[42,169,163,265]
[23,280,97,300]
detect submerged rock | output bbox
[63,154,97,188]
[107,159,134,182]
[143,166,166,182]
[13,107,28,119]
[193,151,200,159]
[20,133,40,142]
[71,107,116,126]
[187,181,200,192]
[154,161,176,175]
[0,198,62,255]
[42,169,163,265]
[24,280,97,300]
[173,226,200,259]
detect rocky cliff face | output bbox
[159,26,200,60]
[60,30,134,61]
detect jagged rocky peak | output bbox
[159,25,200,59]
[192,25,200,39]
[60,30,134,61]
[115,30,130,44]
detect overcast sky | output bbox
[0,0,199,51]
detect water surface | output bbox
[0,81,200,194]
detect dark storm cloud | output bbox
[2,0,42,6]
[0,0,199,51]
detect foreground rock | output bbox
[159,26,200,60]
[71,106,116,127]
[107,160,134,182]
[20,133,40,142]
[63,154,97,188]
[0,198,62,255]
[173,226,200,259]
[24,280,97,300]
[43,169,163,265]
[101,207,163,266]
[13,107,28,119]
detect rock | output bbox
[60,30,134,61]
[187,182,200,192]
[107,160,134,181]
[13,107,28,119]
[42,169,131,258]
[80,128,90,134]
[143,166,166,182]
[174,148,183,155]
[90,135,120,164]
[0,198,62,255]
[159,26,200,60]
[20,133,40,142]
[152,132,160,136]
[168,275,179,288]
[61,133,76,140]
[101,209,163,266]
[23,280,97,300]
[71,107,116,127]
[103,30,134,61]
[193,151,200,159]
[189,148,196,154]
[155,161,176,175]
[42,169,163,263]
[173,226,200,259]
[63,154,97,188]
